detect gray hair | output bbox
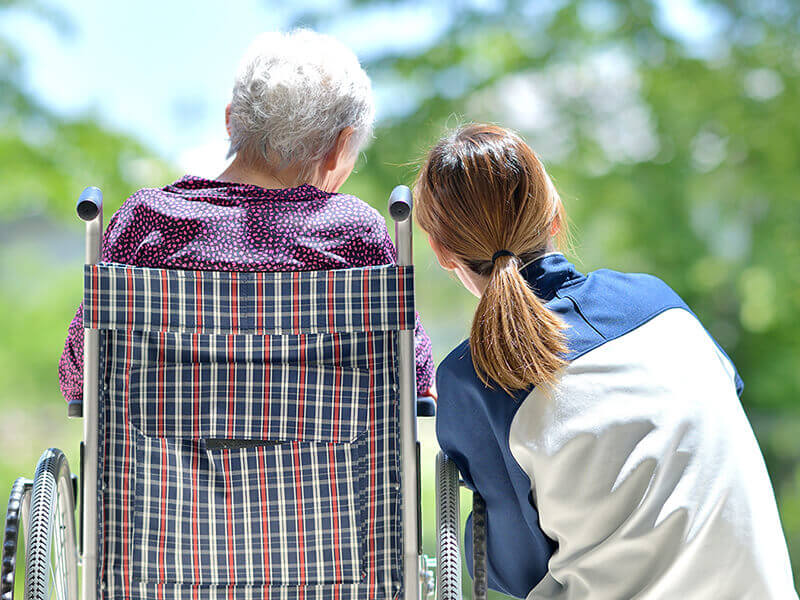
[227,30,375,177]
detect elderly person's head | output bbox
[222,29,374,192]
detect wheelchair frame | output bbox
[3,185,486,600]
[77,186,102,600]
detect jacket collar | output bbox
[520,253,584,301]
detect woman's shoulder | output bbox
[584,268,684,304]
[114,181,182,212]
[314,191,397,265]
[325,191,388,227]
[105,184,177,229]
[561,267,690,344]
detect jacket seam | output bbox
[558,291,606,341]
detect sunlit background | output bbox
[1,0,798,596]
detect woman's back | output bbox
[58,176,434,404]
[437,253,795,599]
[99,176,398,271]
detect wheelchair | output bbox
[2,186,487,600]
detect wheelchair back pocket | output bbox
[131,430,367,587]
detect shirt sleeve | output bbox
[681,305,744,398]
[412,313,434,396]
[701,323,744,397]
[715,342,744,397]
[58,304,85,408]
[436,355,554,597]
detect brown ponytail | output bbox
[414,124,569,394]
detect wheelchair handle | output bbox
[389,185,413,267]
[389,185,412,222]
[75,185,105,594]
[76,186,103,222]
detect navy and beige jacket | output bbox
[436,253,796,599]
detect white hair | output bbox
[227,29,375,176]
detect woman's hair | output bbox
[227,29,375,179]
[415,124,569,394]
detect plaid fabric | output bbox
[86,264,410,600]
[84,264,416,335]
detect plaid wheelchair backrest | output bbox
[83,263,415,600]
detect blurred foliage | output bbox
[0,0,174,401]
[0,0,798,596]
[0,4,174,595]
[0,0,172,222]
[305,0,800,592]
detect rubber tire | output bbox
[435,452,462,600]
[23,449,79,600]
[2,478,32,600]
[471,494,488,600]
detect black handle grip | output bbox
[76,186,103,221]
[472,493,488,600]
[416,396,436,417]
[389,185,412,222]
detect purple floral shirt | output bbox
[59,176,434,403]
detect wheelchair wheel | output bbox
[2,477,32,600]
[435,452,462,600]
[23,449,79,600]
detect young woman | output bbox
[415,124,796,599]
[58,30,434,408]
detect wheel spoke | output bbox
[50,493,69,599]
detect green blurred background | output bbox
[1,0,798,595]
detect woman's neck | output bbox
[217,157,310,190]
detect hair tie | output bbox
[491,250,516,264]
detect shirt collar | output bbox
[167,175,331,201]
[520,252,584,301]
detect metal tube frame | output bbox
[77,187,103,600]
[390,186,420,600]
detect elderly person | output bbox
[58,29,434,408]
